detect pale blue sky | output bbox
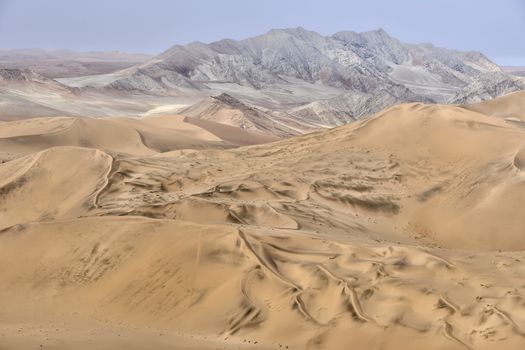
[0,0,523,65]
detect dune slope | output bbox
[0,115,235,158]
[463,90,525,121]
[2,94,525,349]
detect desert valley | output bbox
[1,22,525,350]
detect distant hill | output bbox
[0,48,151,78]
[503,66,525,77]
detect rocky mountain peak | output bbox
[52,27,523,126]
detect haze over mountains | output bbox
[1,27,524,134]
[0,48,151,78]
[504,66,525,77]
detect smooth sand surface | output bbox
[2,92,525,349]
[0,114,281,161]
[0,116,222,157]
[464,91,525,121]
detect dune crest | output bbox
[2,92,525,349]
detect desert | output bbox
[0,92,525,349]
[1,1,525,348]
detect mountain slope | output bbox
[289,84,431,125]
[0,68,78,120]
[49,27,520,129]
[449,74,525,104]
[6,29,522,131]
[97,27,508,105]
[0,68,167,120]
[178,93,316,136]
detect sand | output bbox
[463,91,525,121]
[0,114,282,161]
[1,92,525,349]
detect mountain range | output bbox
[1,27,524,133]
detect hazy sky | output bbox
[0,0,523,65]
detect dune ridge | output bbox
[1,92,525,349]
[0,114,282,161]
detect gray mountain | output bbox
[0,68,75,120]
[178,93,317,136]
[105,28,503,97]
[52,27,521,128]
[0,68,153,120]
[289,84,432,125]
[449,74,525,104]
[0,68,58,84]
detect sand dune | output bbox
[463,91,525,121]
[178,93,316,137]
[0,115,283,160]
[2,94,525,349]
[0,147,111,230]
[0,115,231,157]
